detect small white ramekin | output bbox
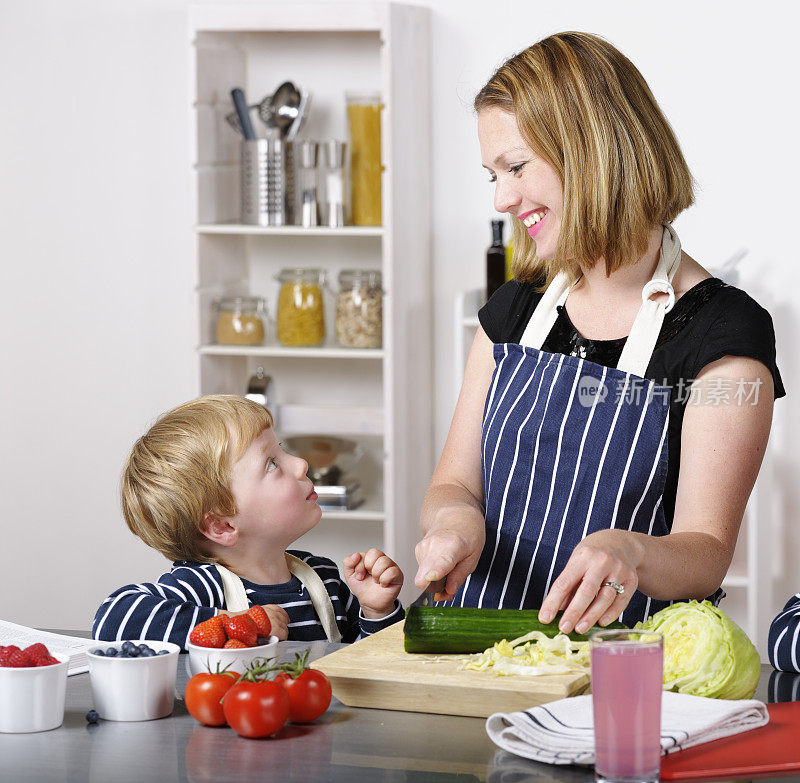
[187,636,279,677]
[87,640,181,721]
[0,654,69,733]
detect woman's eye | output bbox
[265,459,277,473]
[488,173,497,183]
[509,162,526,176]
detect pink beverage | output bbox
[591,630,663,783]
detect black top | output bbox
[479,277,785,529]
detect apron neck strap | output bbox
[519,224,681,378]
[215,555,343,643]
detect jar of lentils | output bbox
[276,268,326,347]
[335,269,382,348]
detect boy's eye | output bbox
[265,458,277,473]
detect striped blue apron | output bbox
[449,225,694,626]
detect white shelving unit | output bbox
[455,288,775,660]
[189,3,432,605]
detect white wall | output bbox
[2,0,798,631]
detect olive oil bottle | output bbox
[486,219,506,300]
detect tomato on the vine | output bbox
[275,668,332,723]
[222,680,290,738]
[184,669,240,726]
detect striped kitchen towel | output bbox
[486,692,768,766]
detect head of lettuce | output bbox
[634,600,760,700]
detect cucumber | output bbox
[403,606,625,653]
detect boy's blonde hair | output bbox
[121,395,273,563]
[474,31,695,287]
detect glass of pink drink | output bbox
[590,629,663,783]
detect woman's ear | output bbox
[201,512,238,547]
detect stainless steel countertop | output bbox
[2,632,798,783]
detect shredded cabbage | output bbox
[460,630,591,677]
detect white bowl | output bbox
[187,636,279,677]
[87,640,180,721]
[0,654,68,733]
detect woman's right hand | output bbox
[414,509,486,601]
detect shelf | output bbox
[196,223,385,238]
[320,497,385,522]
[199,344,384,359]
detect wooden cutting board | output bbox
[311,620,589,718]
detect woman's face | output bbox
[478,106,563,260]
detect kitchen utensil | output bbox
[320,140,347,227]
[409,589,432,608]
[286,90,310,142]
[87,640,180,721]
[298,140,319,227]
[283,435,362,483]
[311,621,588,718]
[270,81,302,137]
[661,700,800,779]
[240,138,293,226]
[230,87,257,141]
[245,367,273,409]
[226,94,275,138]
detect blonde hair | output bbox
[121,395,273,563]
[475,31,695,285]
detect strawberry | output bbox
[0,646,18,666]
[222,615,258,647]
[223,639,248,649]
[7,648,34,667]
[189,617,227,648]
[247,605,271,638]
[35,656,60,667]
[24,643,50,663]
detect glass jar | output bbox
[335,269,382,348]
[346,92,382,226]
[276,268,326,347]
[213,296,266,346]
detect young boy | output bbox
[768,593,800,672]
[93,395,403,649]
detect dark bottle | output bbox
[486,219,506,300]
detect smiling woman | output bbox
[415,31,784,635]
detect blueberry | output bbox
[105,648,118,657]
[121,641,135,653]
[138,644,151,654]
[140,649,155,657]
[156,650,169,656]
[85,710,99,724]
[127,647,140,657]
[91,649,105,656]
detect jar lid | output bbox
[214,296,265,310]
[277,268,325,283]
[338,269,382,287]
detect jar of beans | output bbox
[276,268,326,347]
[335,269,382,348]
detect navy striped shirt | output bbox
[769,593,800,672]
[92,549,403,650]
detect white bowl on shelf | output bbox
[0,654,69,733]
[87,640,180,721]
[187,636,279,677]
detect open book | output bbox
[0,619,97,675]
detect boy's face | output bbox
[227,427,321,548]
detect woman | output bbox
[415,31,784,634]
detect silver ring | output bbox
[602,580,625,596]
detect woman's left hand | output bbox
[537,529,644,634]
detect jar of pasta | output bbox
[213,296,266,346]
[346,92,383,226]
[335,269,382,348]
[276,268,326,347]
